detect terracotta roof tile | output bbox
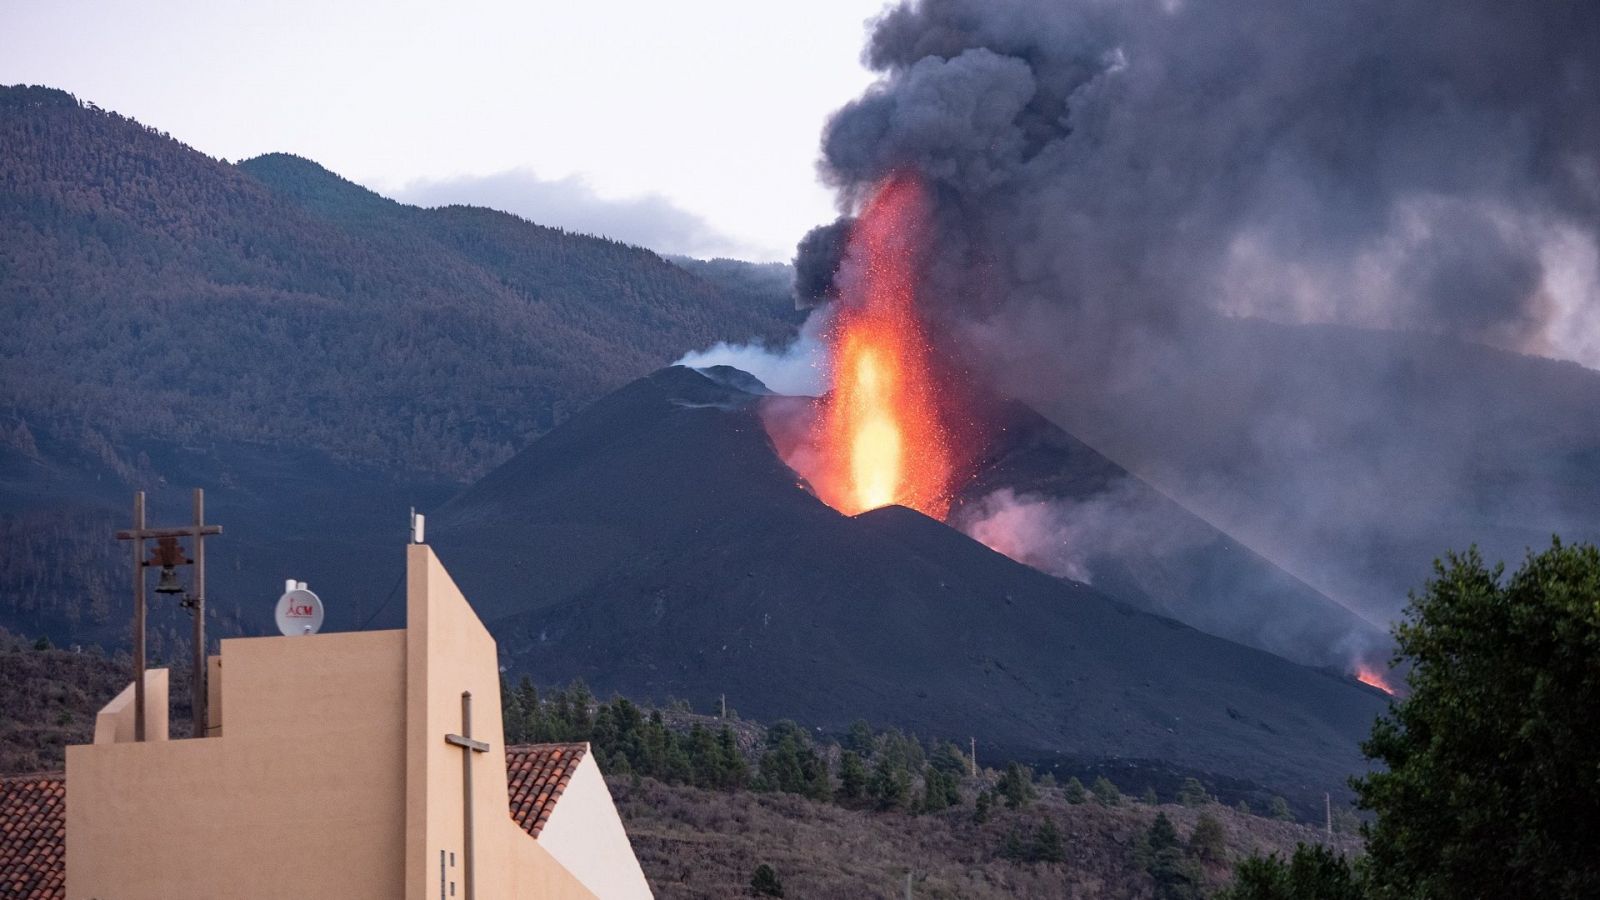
[505,742,587,839]
[0,742,588,896]
[0,774,65,900]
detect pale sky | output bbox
[0,0,891,261]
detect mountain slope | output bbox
[0,84,802,644]
[0,84,796,481]
[430,367,1389,804]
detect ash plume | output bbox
[797,0,1600,657]
[793,218,855,308]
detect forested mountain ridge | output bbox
[0,83,798,645]
[0,84,799,481]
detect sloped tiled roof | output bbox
[505,742,587,839]
[0,774,65,900]
[0,742,589,898]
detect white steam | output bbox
[675,307,832,397]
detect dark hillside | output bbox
[431,367,1389,806]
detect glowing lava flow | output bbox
[811,173,953,518]
[1355,664,1396,695]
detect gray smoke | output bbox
[793,218,855,307]
[956,482,1208,585]
[799,0,1600,655]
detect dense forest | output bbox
[0,84,800,481]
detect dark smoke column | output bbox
[798,0,1600,369]
[791,0,1600,660]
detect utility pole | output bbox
[720,693,726,719]
[969,737,978,777]
[1325,792,1333,840]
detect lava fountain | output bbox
[808,173,954,518]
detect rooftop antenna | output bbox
[411,507,426,544]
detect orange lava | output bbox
[810,173,953,518]
[1355,664,1396,695]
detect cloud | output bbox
[392,169,765,259]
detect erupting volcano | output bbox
[807,173,955,519]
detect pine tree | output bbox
[921,766,955,812]
[1148,812,1180,853]
[515,677,540,740]
[717,725,748,790]
[566,678,594,739]
[1032,816,1066,863]
[846,719,875,754]
[750,863,784,897]
[974,789,993,823]
[685,723,720,788]
[1001,826,1028,861]
[1213,844,1363,900]
[501,675,526,743]
[1091,775,1121,807]
[868,753,910,811]
[1178,777,1209,807]
[1189,813,1227,862]
[1064,777,1087,804]
[838,750,867,802]
[1000,762,1035,809]
[1269,796,1294,822]
[1330,804,1360,836]
[1143,814,1204,899]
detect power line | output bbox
[358,569,405,631]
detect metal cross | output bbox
[444,690,489,900]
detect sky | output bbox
[0,0,892,261]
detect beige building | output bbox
[46,543,653,899]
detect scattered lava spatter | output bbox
[810,173,954,519]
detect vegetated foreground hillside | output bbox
[432,366,1389,808]
[614,777,1356,900]
[3,639,1358,899]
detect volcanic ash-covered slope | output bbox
[431,367,1388,802]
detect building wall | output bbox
[538,752,655,899]
[404,543,596,900]
[91,667,167,744]
[65,545,614,900]
[66,629,409,900]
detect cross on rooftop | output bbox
[444,690,490,900]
